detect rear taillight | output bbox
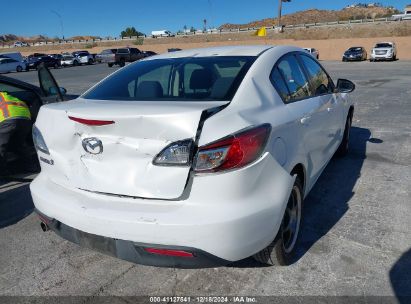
[194,124,271,173]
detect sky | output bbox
[0,0,408,38]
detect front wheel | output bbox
[16,66,23,72]
[119,60,125,67]
[253,178,303,266]
[108,63,113,67]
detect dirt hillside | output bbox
[220,7,399,29]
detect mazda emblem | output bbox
[82,138,103,154]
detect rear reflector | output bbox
[144,248,194,258]
[68,116,115,126]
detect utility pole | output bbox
[278,0,291,27]
[51,10,64,40]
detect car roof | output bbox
[149,45,275,59]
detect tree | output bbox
[121,27,144,38]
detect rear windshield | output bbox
[348,47,362,51]
[83,56,256,101]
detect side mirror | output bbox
[49,87,67,96]
[336,79,355,93]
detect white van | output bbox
[0,52,24,62]
[151,30,174,38]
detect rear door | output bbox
[271,53,327,184]
[298,53,344,156]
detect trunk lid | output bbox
[36,98,228,199]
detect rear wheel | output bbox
[16,65,23,72]
[108,63,113,68]
[336,113,352,157]
[119,59,125,67]
[88,58,93,65]
[73,60,79,66]
[393,55,397,61]
[54,63,59,69]
[253,178,303,266]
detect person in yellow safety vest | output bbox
[0,91,37,177]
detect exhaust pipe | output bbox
[40,221,49,232]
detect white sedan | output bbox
[31,45,355,267]
[0,58,26,73]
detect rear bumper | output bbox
[31,153,294,264]
[36,209,228,268]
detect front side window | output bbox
[299,54,333,96]
[275,54,311,103]
[83,56,255,101]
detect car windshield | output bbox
[117,48,130,53]
[375,43,392,48]
[83,56,256,101]
[348,47,362,51]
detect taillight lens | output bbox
[194,124,271,173]
[32,125,50,155]
[153,139,194,166]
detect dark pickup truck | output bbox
[114,48,145,67]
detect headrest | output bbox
[136,81,163,99]
[189,69,213,90]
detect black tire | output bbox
[119,59,125,67]
[336,113,353,157]
[108,63,113,68]
[16,65,23,72]
[54,63,59,69]
[393,55,397,61]
[73,60,79,66]
[253,178,303,266]
[88,58,93,65]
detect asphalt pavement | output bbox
[0,61,410,301]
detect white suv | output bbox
[72,51,94,65]
[370,42,397,61]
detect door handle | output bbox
[300,116,311,125]
[327,107,333,112]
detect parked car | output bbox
[13,41,29,47]
[142,50,157,58]
[168,48,182,53]
[96,49,117,67]
[342,47,367,61]
[0,52,25,62]
[26,56,61,70]
[303,48,319,60]
[0,64,76,170]
[0,58,26,73]
[72,51,94,65]
[370,42,397,61]
[31,46,355,268]
[61,55,78,67]
[114,48,145,67]
[151,30,174,38]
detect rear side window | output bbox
[299,54,333,96]
[270,68,290,101]
[274,54,311,103]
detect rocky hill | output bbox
[220,6,400,29]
